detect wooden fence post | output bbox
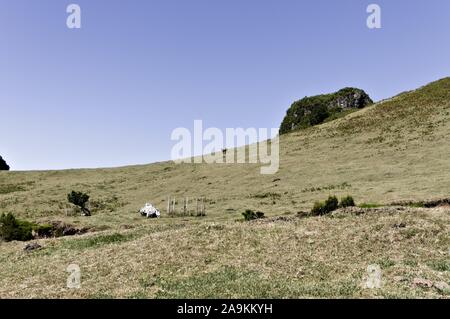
[167,196,171,216]
[202,197,205,216]
[196,198,199,216]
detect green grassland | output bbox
[0,78,449,298]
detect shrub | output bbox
[242,210,255,221]
[0,156,9,171]
[68,191,91,216]
[0,214,83,241]
[340,195,355,208]
[311,202,325,216]
[256,211,265,219]
[242,209,265,221]
[324,195,339,212]
[311,196,339,216]
[33,224,54,238]
[0,213,33,241]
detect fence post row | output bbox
[166,196,206,216]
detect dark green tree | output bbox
[68,191,91,216]
[0,156,10,171]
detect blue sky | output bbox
[1,0,449,170]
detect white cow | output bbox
[139,203,161,218]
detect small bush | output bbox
[0,213,33,241]
[340,195,355,208]
[68,191,91,216]
[311,196,339,216]
[256,211,265,219]
[311,202,325,216]
[242,209,265,221]
[324,196,339,212]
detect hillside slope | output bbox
[1,78,449,223]
[0,78,449,298]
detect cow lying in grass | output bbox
[139,203,161,218]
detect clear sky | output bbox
[1,0,449,170]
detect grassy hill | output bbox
[0,78,449,298]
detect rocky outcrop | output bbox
[280,87,373,134]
